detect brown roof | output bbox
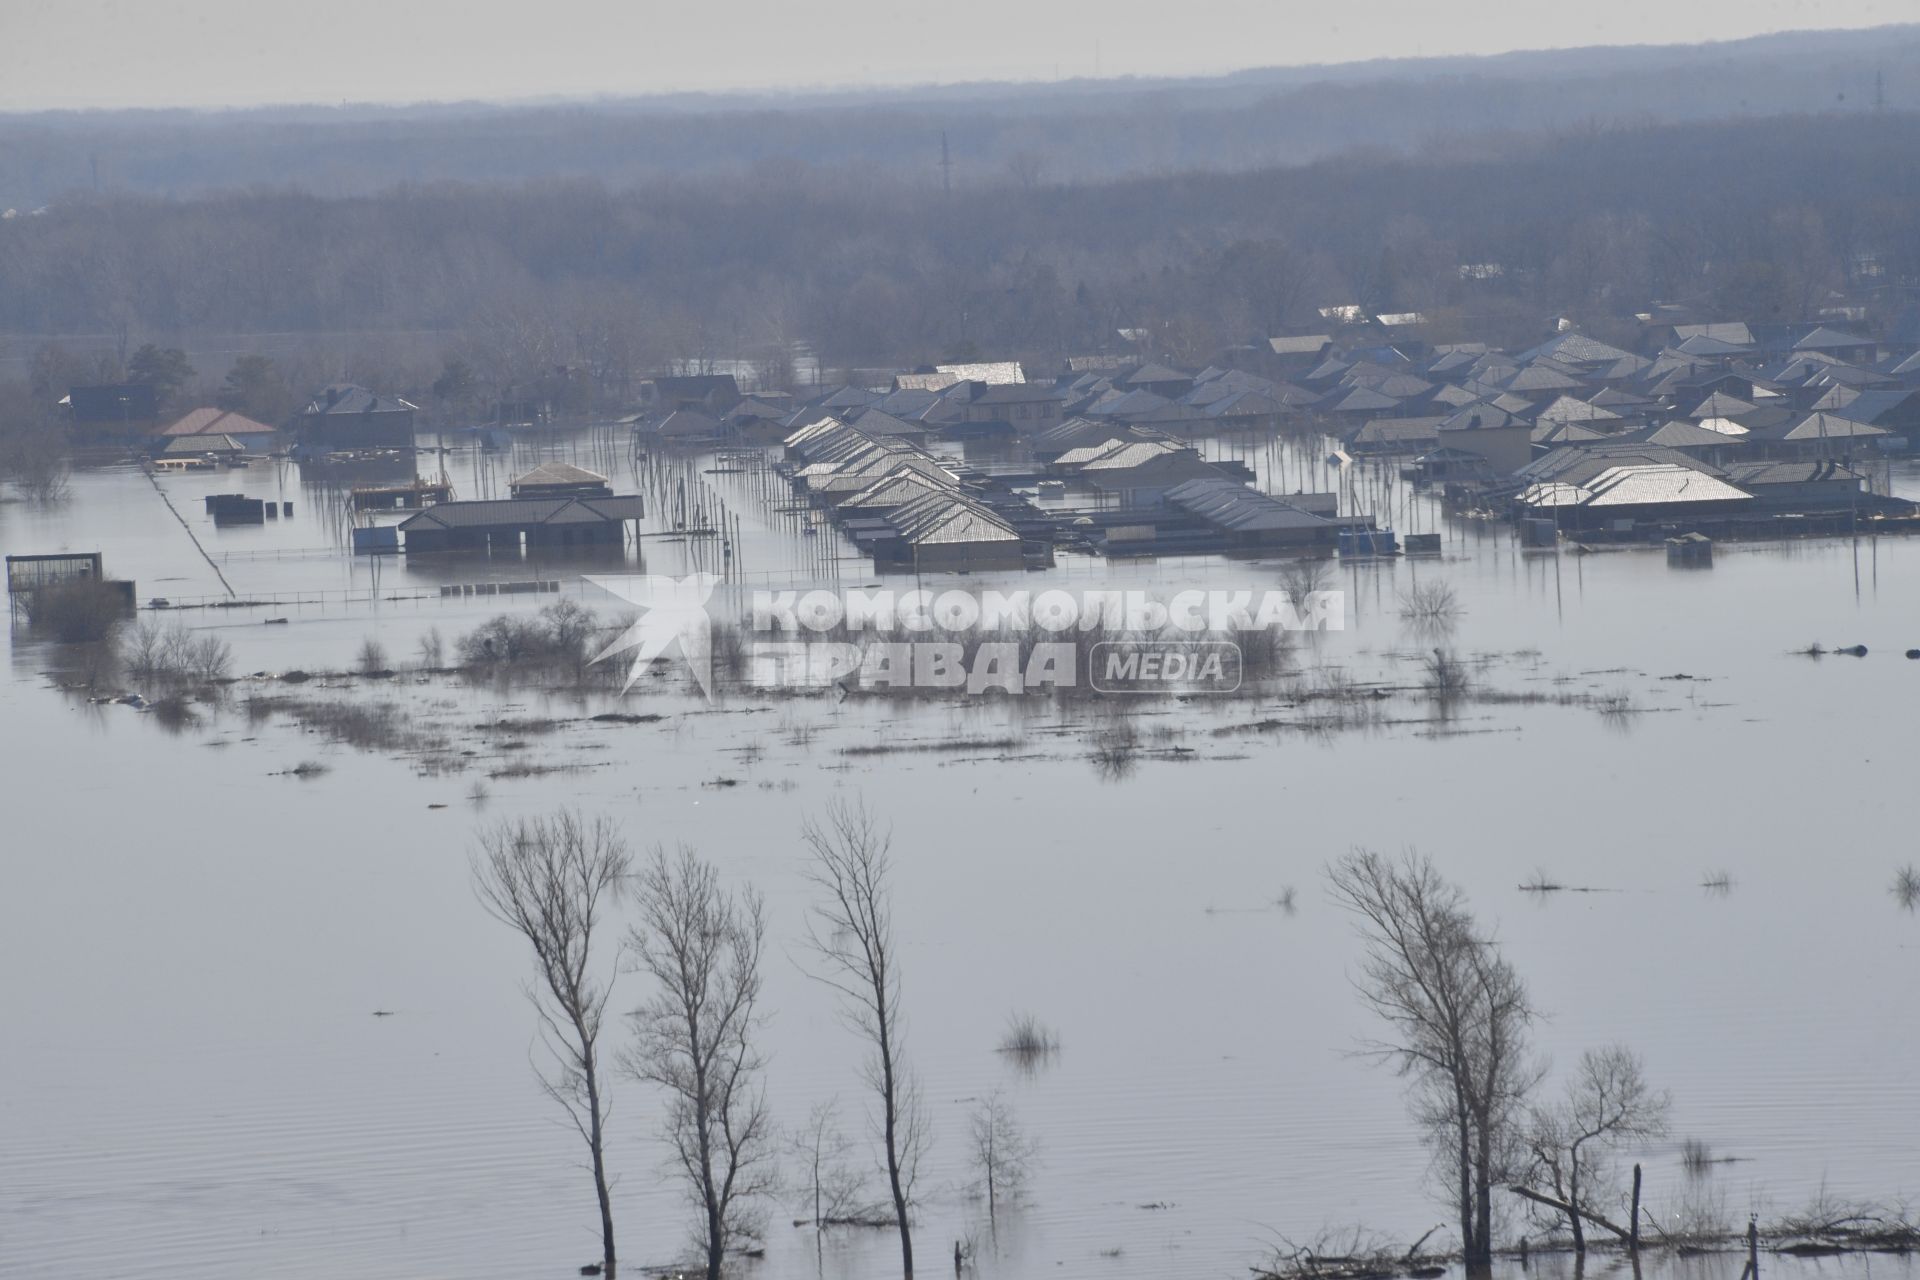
[158,407,280,438]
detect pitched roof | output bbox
[1536,395,1623,426]
[1349,417,1445,447]
[1723,460,1864,486]
[304,384,416,415]
[1673,334,1751,358]
[651,409,722,438]
[1795,326,1873,351]
[936,361,1025,385]
[398,496,644,531]
[512,462,607,488]
[1519,441,1718,485]
[1519,463,1749,509]
[1764,412,1889,442]
[1687,391,1758,419]
[1628,419,1751,450]
[160,407,280,438]
[162,433,243,454]
[1518,333,1635,365]
[1673,322,1754,345]
[1163,477,1331,532]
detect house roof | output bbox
[1322,386,1403,414]
[304,384,417,415]
[1531,422,1612,446]
[1438,405,1522,433]
[1673,322,1755,346]
[1122,362,1192,386]
[883,492,1020,545]
[1673,334,1751,358]
[1268,334,1332,356]
[840,467,961,510]
[1519,463,1750,510]
[398,495,645,531]
[1628,419,1750,450]
[1518,441,1718,486]
[1163,477,1331,532]
[161,433,243,454]
[1350,417,1445,446]
[847,408,928,436]
[512,462,608,488]
[1723,460,1864,486]
[936,361,1025,385]
[1536,395,1623,426]
[651,409,722,438]
[1517,333,1635,366]
[1687,391,1758,419]
[1831,389,1919,425]
[1501,364,1586,394]
[1763,412,1889,442]
[159,407,280,438]
[1795,326,1872,351]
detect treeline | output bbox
[1,25,1916,203]
[4,110,1920,385]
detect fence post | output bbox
[1629,1164,1642,1253]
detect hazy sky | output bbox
[0,0,1906,110]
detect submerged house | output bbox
[64,383,158,441]
[1437,406,1534,474]
[1050,438,1222,507]
[1513,444,1752,530]
[509,462,613,499]
[298,385,418,451]
[396,495,645,554]
[859,492,1026,573]
[155,407,282,453]
[1159,478,1344,551]
[638,374,741,415]
[159,433,244,464]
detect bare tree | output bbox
[473,811,631,1280]
[968,1091,1039,1224]
[801,798,927,1278]
[788,1098,874,1229]
[1520,1046,1670,1250]
[623,846,776,1280]
[1327,849,1541,1268]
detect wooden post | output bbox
[1629,1164,1642,1254]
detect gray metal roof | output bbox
[398,496,644,531]
[1163,478,1331,532]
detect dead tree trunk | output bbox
[1507,1186,1632,1244]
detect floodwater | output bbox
[3,437,1918,1280]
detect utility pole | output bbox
[940,130,952,196]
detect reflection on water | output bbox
[3,440,1920,1280]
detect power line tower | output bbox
[940,130,952,196]
[1874,68,1886,113]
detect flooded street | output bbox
[4,444,1918,1280]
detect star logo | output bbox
[585,573,722,699]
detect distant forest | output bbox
[3,25,1917,201]
[2,28,1920,401]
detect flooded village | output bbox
[7,17,1920,1280]
[9,305,1920,1280]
